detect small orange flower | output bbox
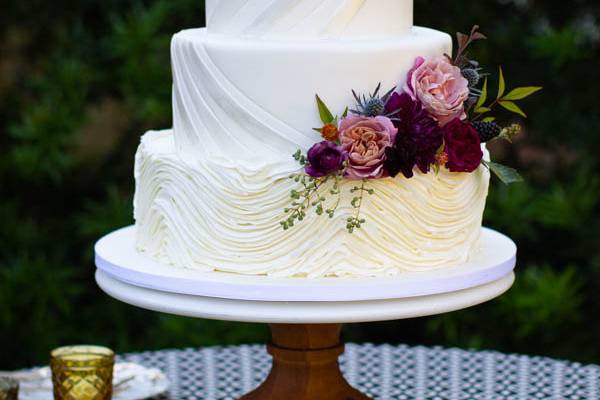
[320,123,339,141]
[435,151,449,166]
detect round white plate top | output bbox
[95,270,515,323]
[95,226,516,302]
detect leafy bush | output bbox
[1,0,598,369]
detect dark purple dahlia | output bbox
[383,92,443,179]
[305,141,346,178]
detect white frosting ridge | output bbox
[171,30,310,163]
[171,27,451,162]
[205,0,414,40]
[134,130,490,278]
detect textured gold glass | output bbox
[0,377,19,400]
[50,345,114,400]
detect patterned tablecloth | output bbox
[120,344,600,400]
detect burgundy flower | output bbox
[384,92,443,178]
[305,141,345,178]
[443,118,484,173]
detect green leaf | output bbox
[503,86,543,101]
[497,66,506,99]
[475,107,491,114]
[315,94,334,124]
[484,161,524,185]
[475,77,488,110]
[312,128,322,133]
[342,107,349,118]
[482,116,497,123]
[499,100,527,117]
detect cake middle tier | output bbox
[171,27,451,162]
[134,130,490,278]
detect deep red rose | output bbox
[443,119,483,173]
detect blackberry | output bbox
[462,68,480,87]
[473,121,502,143]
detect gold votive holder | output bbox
[0,377,19,400]
[50,346,114,400]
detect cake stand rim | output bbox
[95,269,515,323]
[94,225,516,302]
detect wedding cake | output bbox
[133,0,492,278]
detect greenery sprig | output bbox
[281,150,330,230]
[453,25,487,67]
[347,180,375,233]
[326,176,342,218]
[468,65,542,185]
[281,173,331,231]
[473,67,543,121]
[282,150,376,234]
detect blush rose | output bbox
[339,115,398,180]
[404,56,470,126]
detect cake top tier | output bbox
[205,0,414,40]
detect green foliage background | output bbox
[1,1,599,369]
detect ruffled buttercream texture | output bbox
[134,130,490,278]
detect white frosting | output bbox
[134,130,490,278]
[133,4,492,278]
[172,27,451,162]
[205,0,413,40]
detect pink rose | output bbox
[404,56,470,126]
[339,115,398,180]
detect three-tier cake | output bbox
[134,0,490,278]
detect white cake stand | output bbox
[95,226,516,400]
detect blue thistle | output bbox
[350,83,396,117]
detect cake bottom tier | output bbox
[134,130,490,278]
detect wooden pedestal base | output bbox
[241,324,371,400]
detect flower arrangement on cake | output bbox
[282,26,542,233]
